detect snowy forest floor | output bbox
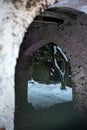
[27,80,72,109]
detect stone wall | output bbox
[51,0,87,113]
[0,0,87,130]
[0,0,58,130]
[22,6,87,113]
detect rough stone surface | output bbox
[19,7,87,114]
[0,0,58,130]
[0,0,87,130]
[51,0,87,14]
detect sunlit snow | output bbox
[27,79,72,109]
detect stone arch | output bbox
[0,0,87,130]
[16,7,87,112]
[15,6,87,130]
[15,8,87,130]
[15,5,87,130]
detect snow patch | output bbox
[27,79,72,109]
[57,46,68,62]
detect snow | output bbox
[53,45,67,82]
[54,57,64,77]
[57,46,68,62]
[27,79,72,109]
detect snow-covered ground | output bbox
[27,79,72,109]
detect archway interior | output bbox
[15,6,87,130]
[15,33,87,130]
[27,43,72,109]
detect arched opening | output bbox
[27,43,72,109]
[15,7,87,130]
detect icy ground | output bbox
[27,79,72,109]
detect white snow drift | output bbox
[27,79,72,109]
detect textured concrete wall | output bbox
[0,0,58,130]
